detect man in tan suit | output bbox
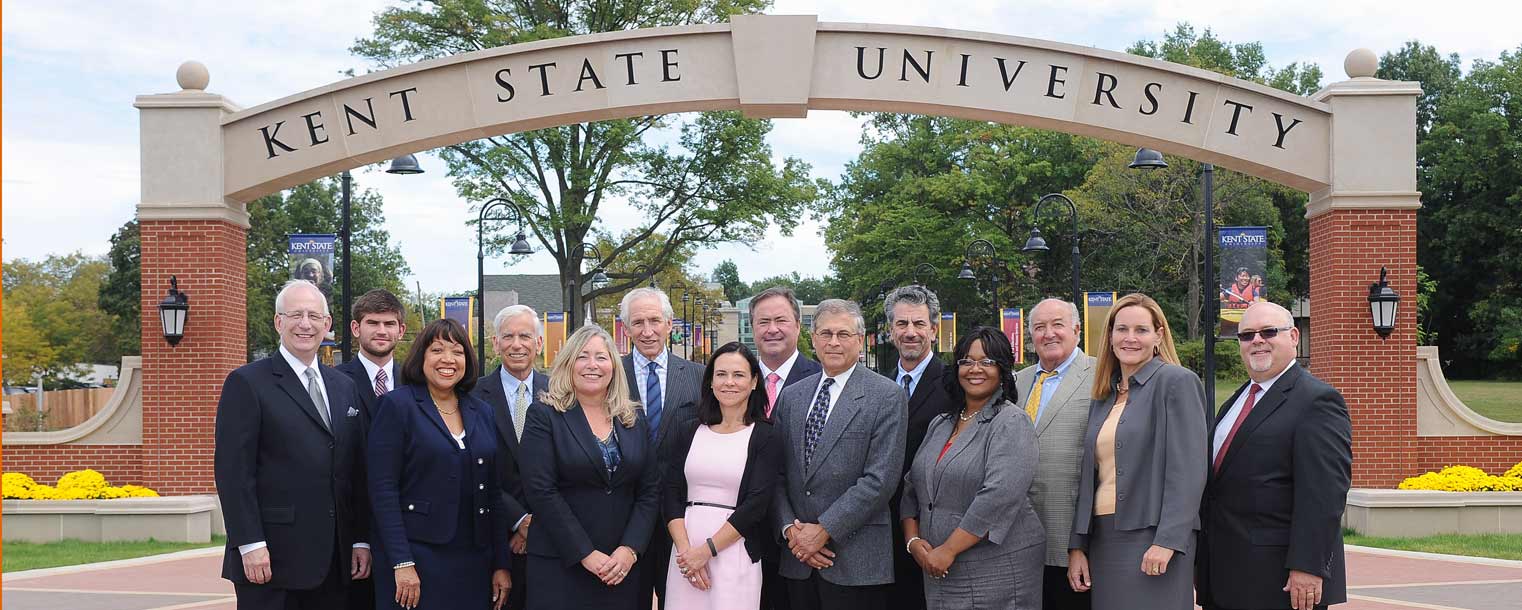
[1014,298,1095,610]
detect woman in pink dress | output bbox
[663,342,783,610]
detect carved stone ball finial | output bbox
[1345,48,1378,79]
[177,61,210,91]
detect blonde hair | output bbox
[541,325,639,428]
[1091,293,1181,401]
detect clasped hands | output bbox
[580,546,637,587]
[674,543,713,591]
[786,519,836,569]
[907,538,955,579]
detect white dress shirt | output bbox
[357,355,395,395]
[895,354,934,398]
[760,350,801,386]
[631,349,669,405]
[1212,361,1295,461]
[810,364,856,422]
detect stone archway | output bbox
[124,15,1431,492]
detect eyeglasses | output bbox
[812,330,859,343]
[956,358,999,369]
[278,311,330,323]
[1236,326,1293,342]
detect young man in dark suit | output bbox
[334,289,405,610]
[215,280,371,610]
[880,284,953,610]
[470,304,547,610]
[1198,302,1353,610]
[619,287,706,610]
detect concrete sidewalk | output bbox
[3,544,1519,610]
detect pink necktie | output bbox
[765,373,781,418]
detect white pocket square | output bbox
[347,406,360,417]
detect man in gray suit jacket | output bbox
[619,287,705,610]
[775,299,907,610]
[1015,298,1096,610]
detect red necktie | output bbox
[1213,383,1261,473]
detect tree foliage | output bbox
[710,260,746,303]
[246,178,410,358]
[352,0,819,329]
[98,220,141,357]
[3,253,119,387]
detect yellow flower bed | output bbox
[2,470,160,500]
[1397,462,1522,492]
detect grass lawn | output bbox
[1344,531,1522,561]
[1447,380,1522,423]
[2,535,224,573]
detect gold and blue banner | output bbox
[543,312,568,366]
[939,312,957,352]
[1001,308,1025,365]
[1084,292,1116,355]
[440,296,476,344]
[1218,226,1269,338]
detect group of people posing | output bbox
[215,278,1353,610]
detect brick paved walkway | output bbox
[3,544,1519,609]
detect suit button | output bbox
[407,504,415,511]
[478,458,485,465]
[805,491,812,497]
[1118,493,1126,500]
[329,509,336,517]
[1116,442,1123,449]
[479,508,487,514]
[605,488,613,495]
[478,484,486,490]
[328,442,335,449]
[1118,418,1125,425]
[1116,468,1122,476]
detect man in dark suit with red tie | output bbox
[471,304,548,610]
[1197,302,1353,610]
[334,289,406,610]
[215,280,371,609]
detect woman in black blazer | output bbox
[520,325,661,610]
[368,319,518,610]
[662,342,782,609]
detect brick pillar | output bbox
[1309,57,1423,488]
[136,62,249,495]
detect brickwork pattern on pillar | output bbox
[1308,208,1419,488]
[1,445,145,486]
[1413,437,1522,474]
[139,219,247,495]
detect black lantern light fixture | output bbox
[476,197,534,364]
[1368,266,1401,339]
[1022,193,1083,309]
[158,275,190,346]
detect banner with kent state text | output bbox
[1001,308,1025,365]
[1084,292,1116,355]
[288,234,337,346]
[939,312,957,353]
[440,296,476,344]
[542,312,568,367]
[1218,226,1269,339]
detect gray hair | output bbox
[275,279,329,314]
[1028,298,1081,336]
[812,299,866,335]
[748,286,802,323]
[619,287,674,322]
[492,304,543,338]
[884,285,942,324]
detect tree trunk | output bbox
[1188,243,1201,340]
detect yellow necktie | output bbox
[1025,371,1055,422]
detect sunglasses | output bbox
[1236,326,1293,342]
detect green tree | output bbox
[352,0,819,329]
[1408,45,1522,376]
[2,253,119,387]
[711,260,747,303]
[1127,24,1324,96]
[98,219,141,357]
[246,178,411,358]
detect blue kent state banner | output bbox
[440,296,476,343]
[288,234,337,345]
[1218,226,1269,338]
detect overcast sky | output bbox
[4,0,1519,294]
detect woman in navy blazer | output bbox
[520,325,661,610]
[368,320,521,610]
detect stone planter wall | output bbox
[1344,489,1522,537]
[2,495,217,543]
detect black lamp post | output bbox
[577,243,611,327]
[1129,147,1216,401]
[1022,193,1083,309]
[338,154,426,361]
[959,239,1001,323]
[913,263,939,288]
[1369,266,1401,338]
[476,197,534,365]
[696,295,708,359]
[158,275,189,346]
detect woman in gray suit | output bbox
[901,327,1043,610]
[1068,293,1208,610]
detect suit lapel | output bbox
[1217,366,1299,476]
[1037,354,1089,436]
[906,359,943,421]
[804,365,866,481]
[623,355,640,400]
[320,366,351,444]
[480,367,518,454]
[412,385,457,447]
[271,355,333,436]
[565,404,612,483]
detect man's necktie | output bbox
[1025,370,1055,422]
[901,374,913,398]
[645,362,663,443]
[513,381,531,442]
[803,378,835,469]
[1213,383,1262,473]
[304,368,331,431]
[765,373,781,418]
[374,367,388,398]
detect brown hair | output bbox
[351,289,405,323]
[1091,293,1180,401]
